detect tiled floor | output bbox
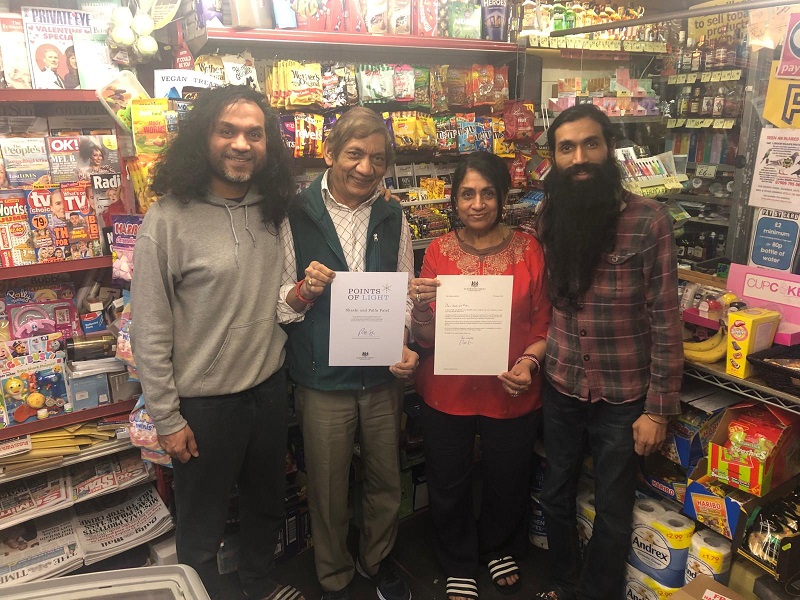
[226,510,552,600]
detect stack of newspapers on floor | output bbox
[0,451,172,585]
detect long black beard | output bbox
[539,159,623,312]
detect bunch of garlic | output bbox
[107,6,159,63]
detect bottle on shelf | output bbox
[572,2,584,28]
[677,85,692,118]
[701,84,714,117]
[715,233,726,258]
[552,0,565,30]
[689,85,702,116]
[564,1,576,29]
[712,85,726,118]
[681,37,695,74]
[692,35,706,72]
[716,32,731,70]
[723,83,743,118]
[705,37,717,71]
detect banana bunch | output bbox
[683,329,727,364]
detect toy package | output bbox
[0,357,67,426]
[0,333,64,371]
[9,300,79,340]
[111,215,143,285]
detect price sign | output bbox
[712,119,726,129]
[730,69,742,80]
[702,119,714,128]
[623,181,644,195]
[686,118,702,128]
[667,119,677,128]
[711,72,722,82]
[723,119,736,129]
[566,37,580,48]
[695,164,718,178]
[556,37,567,48]
[676,74,687,84]
[668,75,678,85]
[686,73,698,84]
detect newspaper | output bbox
[0,437,32,460]
[0,471,70,531]
[73,484,173,564]
[69,449,151,503]
[0,512,83,585]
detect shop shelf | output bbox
[683,360,800,414]
[206,27,519,53]
[0,89,99,103]
[412,238,435,251]
[682,307,721,330]
[662,193,739,207]
[0,437,134,485]
[0,256,112,281]
[0,398,137,441]
[677,268,727,288]
[687,162,736,173]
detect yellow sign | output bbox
[764,60,800,128]
[688,0,749,43]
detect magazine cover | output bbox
[89,171,123,229]
[46,104,114,136]
[0,104,48,139]
[25,187,69,262]
[111,214,141,284]
[0,13,33,89]
[0,190,34,268]
[61,181,101,258]
[21,7,93,90]
[75,135,118,180]
[0,138,50,189]
[45,136,81,184]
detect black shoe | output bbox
[356,558,411,600]
[533,592,560,600]
[320,587,351,600]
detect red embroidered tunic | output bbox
[415,229,551,418]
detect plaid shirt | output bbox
[544,194,683,416]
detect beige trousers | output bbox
[295,381,404,593]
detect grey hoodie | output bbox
[130,190,287,436]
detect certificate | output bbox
[434,275,513,376]
[329,271,408,366]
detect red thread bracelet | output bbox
[295,279,316,305]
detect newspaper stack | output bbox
[0,450,151,531]
[69,449,152,503]
[0,512,84,586]
[73,484,173,565]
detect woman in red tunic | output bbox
[410,152,551,600]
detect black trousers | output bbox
[173,368,288,600]
[421,402,540,579]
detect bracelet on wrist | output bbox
[644,412,670,425]
[411,308,434,326]
[295,279,316,305]
[514,354,541,374]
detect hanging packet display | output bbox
[281,114,296,155]
[194,54,226,84]
[321,63,349,108]
[494,65,510,110]
[475,117,492,152]
[412,67,431,109]
[434,116,458,152]
[294,113,324,158]
[358,64,395,104]
[393,64,415,102]
[430,65,449,113]
[447,67,470,108]
[221,52,260,91]
[472,64,495,106]
[416,113,437,150]
[392,112,417,151]
[504,100,535,142]
[491,117,515,158]
[287,62,323,109]
[457,115,477,154]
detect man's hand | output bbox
[390,345,419,379]
[632,414,668,456]
[303,261,335,299]
[158,425,199,463]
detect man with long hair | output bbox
[534,105,683,600]
[278,107,417,600]
[131,86,303,600]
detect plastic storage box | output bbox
[0,565,210,599]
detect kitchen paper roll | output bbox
[684,528,732,585]
[629,510,694,588]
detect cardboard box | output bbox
[661,389,740,469]
[726,308,781,379]
[673,574,746,600]
[683,458,799,542]
[638,453,688,505]
[66,370,110,410]
[708,403,800,497]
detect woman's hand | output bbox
[498,362,533,397]
[409,277,440,311]
[303,261,335,299]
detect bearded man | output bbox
[533,104,684,600]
